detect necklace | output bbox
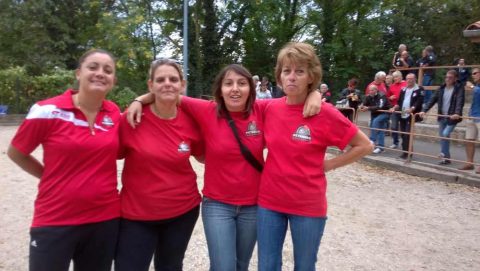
[151,103,177,119]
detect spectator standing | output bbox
[256,82,273,99]
[365,71,387,95]
[392,44,407,68]
[340,78,363,121]
[387,71,407,149]
[456,58,470,87]
[419,70,465,165]
[395,51,415,79]
[360,85,391,154]
[418,46,437,108]
[253,75,261,91]
[458,67,480,173]
[261,76,273,92]
[320,83,332,103]
[390,73,424,159]
[385,74,393,92]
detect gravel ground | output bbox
[1,126,479,271]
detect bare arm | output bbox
[126,92,155,128]
[303,90,322,117]
[7,145,43,179]
[323,130,373,172]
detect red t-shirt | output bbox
[180,97,265,205]
[119,105,203,220]
[11,89,121,227]
[386,81,407,106]
[365,81,387,95]
[259,98,358,217]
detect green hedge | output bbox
[0,67,137,113]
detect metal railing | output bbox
[391,65,479,90]
[344,107,480,171]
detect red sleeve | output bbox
[180,96,215,123]
[321,105,359,150]
[11,104,51,155]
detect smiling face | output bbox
[280,61,313,103]
[221,70,250,112]
[148,64,185,103]
[75,52,116,94]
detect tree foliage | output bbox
[1,0,480,111]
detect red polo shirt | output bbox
[11,89,121,227]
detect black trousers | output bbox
[399,117,413,153]
[115,205,200,271]
[29,218,120,271]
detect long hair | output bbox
[212,64,256,118]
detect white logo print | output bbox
[292,125,311,142]
[178,141,191,153]
[31,240,38,247]
[101,115,114,127]
[245,121,261,136]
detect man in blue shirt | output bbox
[459,67,480,173]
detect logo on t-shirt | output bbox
[101,115,114,127]
[292,125,311,142]
[178,141,191,153]
[245,121,261,136]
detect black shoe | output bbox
[438,159,451,165]
[399,153,408,159]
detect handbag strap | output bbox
[225,111,263,172]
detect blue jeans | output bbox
[390,113,400,145]
[202,197,257,271]
[369,113,390,148]
[438,118,457,158]
[257,206,327,271]
[423,74,433,109]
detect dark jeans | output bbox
[390,113,400,145]
[399,117,413,153]
[115,206,199,271]
[29,218,120,271]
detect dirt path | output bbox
[1,126,479,270]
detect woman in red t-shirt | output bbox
[257,42,373,270]
[115,59,204,270]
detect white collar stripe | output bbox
[26,104,108,131]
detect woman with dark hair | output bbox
[7,49,121,271]
[257,42,373,270]
[115,59,204,271]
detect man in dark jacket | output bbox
[360,85,391,154]
[390,73,425,159]
[419,70,465,164]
